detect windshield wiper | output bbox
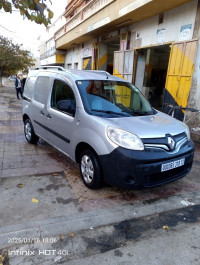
[91,109,127,116]
[125,110,153,116]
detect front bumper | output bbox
[99,140,194,189]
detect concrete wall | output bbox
[64,39,95,69]
[188,31,200,127]
[129,0,198,48]
[65,46,81,69]
[98,43,107,70]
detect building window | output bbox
[74,63,78,69]
[34,76,50,104]
[51,79,76,116]
[158,13,164,25]
[67,64,72,69]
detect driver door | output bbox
[45,78,76,157]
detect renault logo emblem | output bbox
[167,137,175,150]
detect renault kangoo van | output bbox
[22,67,194,189]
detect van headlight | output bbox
[107,127,144,150]
[185,125,191,141]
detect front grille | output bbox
[143,132,187,152]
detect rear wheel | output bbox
[79,149,103,189]
[24,119,39,144]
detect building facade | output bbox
[39,10,67,66]
[42,0,200,125]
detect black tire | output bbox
[79,149,104,189]
[24,119,39,144]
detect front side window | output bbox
[51,79,76,116]
[76,80,154,118]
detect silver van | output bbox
[22,67,194,189]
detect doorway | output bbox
[98,37,120,74]
[83,57,92,70]
[135,44,171,110]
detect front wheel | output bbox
[79,149,103,189]
[24,119,39,144]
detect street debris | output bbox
[17,184,24,188]
[69,233,75,237]
[163,225,169,230]
[59,234,64,241]
[191,127,200,132]
[0,254,4,265]
[32,198,39,203]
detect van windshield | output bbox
[76,80,155,117]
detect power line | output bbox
[0,24,15,33]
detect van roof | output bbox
[30,67,127,83]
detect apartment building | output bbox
[42,0,200,123]
[39,9,67,66]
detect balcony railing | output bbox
[40,47,56,60]
[55,0,115,40]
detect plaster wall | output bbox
[129,0,198,48]
[64,39,95,69]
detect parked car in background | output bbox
[22,67,194,190]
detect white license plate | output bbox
[161,158,185,172]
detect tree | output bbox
[0,35,35,87]
[0,0,54,26]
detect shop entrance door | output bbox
[113,50,134,82]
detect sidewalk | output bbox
[0,85,200,264]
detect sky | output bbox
[0,0,67,57]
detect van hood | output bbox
[103,111,188,139]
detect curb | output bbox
[1,189,200,249]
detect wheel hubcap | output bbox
[81,155,94,184]
[25,122,32,141]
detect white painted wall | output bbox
[65,46,81,69]
[64,39,95,69]
[129,0,198,48]
[41,55,56,65]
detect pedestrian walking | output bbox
[15,75,23,99]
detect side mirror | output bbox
[57,99,75,116]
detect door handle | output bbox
[46,113,51,119]
[40,110,45,116]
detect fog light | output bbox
[124,175,136,185]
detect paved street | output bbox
[0,84,200,264]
